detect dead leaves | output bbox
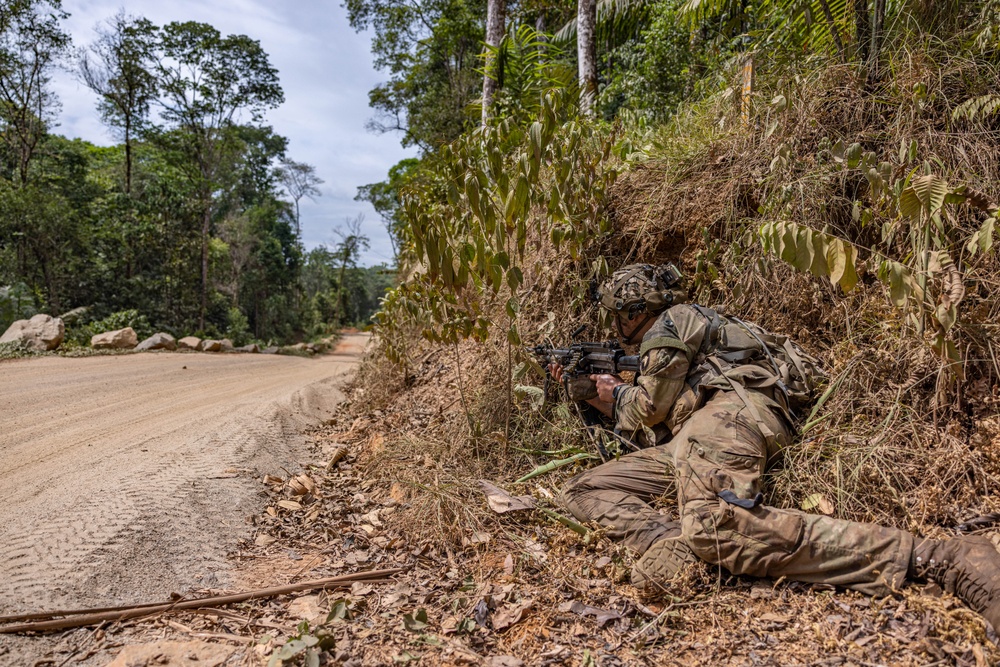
[478,480,536,514]
[558,600,624,628]
[491,600,533,631]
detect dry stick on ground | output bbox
[0,568,404,634]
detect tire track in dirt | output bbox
[0,335,368,613]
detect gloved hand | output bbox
[564,375,598,401]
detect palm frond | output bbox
[555,0,653,45]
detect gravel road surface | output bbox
[0,335,367,617]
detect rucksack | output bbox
[709,314,827,415]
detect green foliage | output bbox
[97,309,152,338]
[356,157,421,262]
[0,9,374,349]
[0,282,37,331]
[345,0,486,149]
[225,306,251,346]
[266,619,337,667]
[761,136,1000,376]
[0,0,72,184]
[375,92,620,363]
[0,339,40,360]
[952,94,1000,124]
[486,25,577,118]
[599,0,724,120]
[555,0,653,43]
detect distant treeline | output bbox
[0,1,392,343]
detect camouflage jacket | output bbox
[614,304,792,444]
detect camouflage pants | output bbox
[561,390,914,597]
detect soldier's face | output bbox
[614,312,643,339]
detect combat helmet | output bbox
[595,263,684,343]
[595,263,683,318]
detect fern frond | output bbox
[952,94,1000,123]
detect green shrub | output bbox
[225,306,251,346]
[0,283,37,332]
[67,309,153,345]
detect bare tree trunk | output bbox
[481,0,506,127]
[577,0,597,117]
[200,204,210,331]
[124,118,132,195]
[854,0,871,67]
[870,0,886,78]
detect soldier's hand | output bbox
[590,374,625,403]
[548,363,564,383]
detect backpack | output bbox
[711,315,827,415]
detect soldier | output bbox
[551,263,1000,630]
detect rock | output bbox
[0,314,64,351]
[201,339,223,352]
[177,336,202,350]
[261,346,280,354]
[136,332,177,351]
[219,338,234,351]
[292,342,313,353]
[235,343,260,353]
[90,327,137,350]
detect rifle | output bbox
[531,339,639,379]
[530,328,641,459]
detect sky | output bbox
[51,0,416,266]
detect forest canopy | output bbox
[0,0,390,344]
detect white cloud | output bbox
[53,0,416,265]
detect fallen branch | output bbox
[0,567,403,634]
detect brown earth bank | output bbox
[0,334,368,665]
[3,333,998,666]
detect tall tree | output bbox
[345,0,485,150]
[577,0,597,116]
[155,21,284,329]
[275,158,323,237]
[0,0,70,185]
[355,157,420,264]
[332,215,370,325]
[481,0,506,125]
[78,11,157,195]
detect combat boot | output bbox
[631,527,699,592]
[912,534,1000,630]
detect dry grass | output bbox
[314,37,1000,666]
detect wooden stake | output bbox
[0,568,403,634]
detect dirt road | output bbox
[0,334,367,616]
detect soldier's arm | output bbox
[614,306,707,433]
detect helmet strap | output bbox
[616,312,652,346]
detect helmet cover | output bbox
[596,263,682,317]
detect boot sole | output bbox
[631,536,699,591]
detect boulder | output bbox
[201,339,223,352]
[235,343,259,353]
[177,336,202,350]
[219,338,234,352]
[91,327,138,350]
[136,332,177,352]
[0,314,64,351]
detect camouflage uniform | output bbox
[561,303,914,596]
